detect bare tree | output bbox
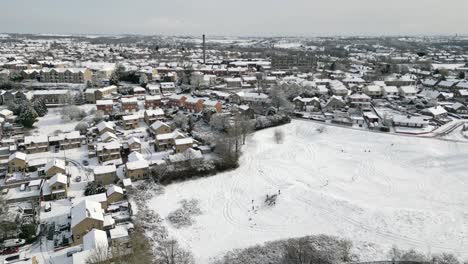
[75,122,89,134]
[432,253,460,264]
[209,113,230,131]
[0,194,16,241]
[214,135,239,168]
[238,116,255,145]
[155,239,194,264]
[282,237,331,264]
[173,113,189,130]
[270,85,293,111]
[86,245,112,264]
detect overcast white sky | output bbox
[1,0,467,36]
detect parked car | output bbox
[45,202,52,212]
[75,176,82,182]
[1,239,25,249]
[1,246,19,255]
[82,160,89,166]
[67,247,82,257]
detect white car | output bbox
[1,239,25,248]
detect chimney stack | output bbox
[202,34,206,64]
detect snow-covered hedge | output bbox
[255,114,291,131]
[167,199,202,229]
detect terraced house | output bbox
[96,141,121,162]
[155,131,185,151]
[24,135,49,154]
[144,95,162,109]
[39,68,92,83]
[121,97,138,113]
[85,85,118,103]
[96,99,114,115]
[32,90,71,105]
[48,131,81,150]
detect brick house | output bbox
[203,100,222,113]
[121,97,138,113]
[167,94,187,108]
[96,100,114,115]
[184,97,204,112]
[144,95,162,109]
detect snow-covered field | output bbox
[150,120,468,263]
[32,104,96,136]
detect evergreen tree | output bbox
[458,71,466,80]
[18,104,38,128]
[32,98,48,117]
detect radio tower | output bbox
[202,34,206,64]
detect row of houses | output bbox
[22,68,93,83]
[19,131,82,154]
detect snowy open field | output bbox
[150,120,468,263]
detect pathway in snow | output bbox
[149,120,468,263]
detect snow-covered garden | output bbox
[149,119,468,263]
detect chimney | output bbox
[202,34,206,64]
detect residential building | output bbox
[144,95,161,109]
[184,97,204,112]
[362,85,382,98]
[393,115,428,128]
[144,109,165,125]
[122,115,139,130]
[96,121,114,135]
[44,158,66,178]
[93,165,117,186]
[41,173,68,201]
[96,141,121,162]
[150,121,171,136]
[398,86,417,97]
[125,152,149,181]
[96,100,114,115]
[121,97,138,113]
[49,131,81,150]
[39,68,92,84]
[381,86,399,97]
[32,90,71,105]
[85,86,117,103]
[127,137,141,152]
[167,94,187,108]
[293,96,321,112]
[174,138,194,153]
[155,131,184,151]
[71,200,104,245]
[202,100,222,113]
[24,135,49,154]
[106,185,124,204]
[348,93,371,107]
[8,152,27,173]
